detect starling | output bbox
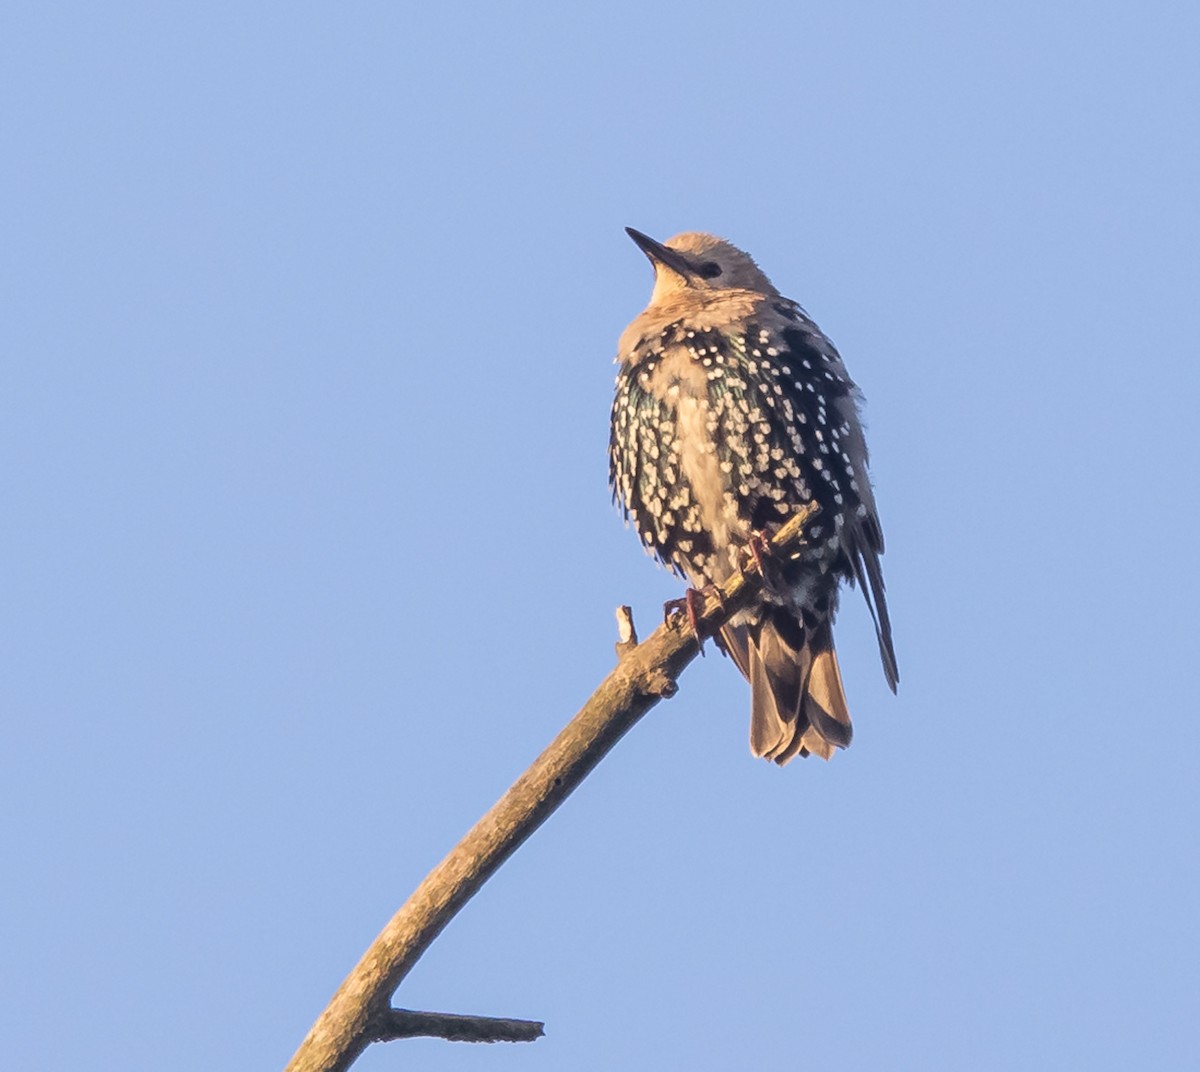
[610,228,898,764]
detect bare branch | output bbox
[283,504,818,1072]
[371,1008,544,1044]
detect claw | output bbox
[663,585,724,655]
[663,596,686,626]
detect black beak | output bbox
[625,227,695,277]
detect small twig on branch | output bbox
[283,505,818,1072]
[371,1008,544,1044]
[614,604,638,658]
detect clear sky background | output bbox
[3,3,1198,1070]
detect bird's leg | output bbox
[663,585,725,655]
[743,531,774,577]
[741,530,790,599]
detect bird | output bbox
[609,228,898,764]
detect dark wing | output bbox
[833,389,899,690]
[779,315,899,692]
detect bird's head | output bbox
[625,228,779,303]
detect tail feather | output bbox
[804,645,853,749]
[747,621,809,759]
[737,611,853,766]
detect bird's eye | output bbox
[697,261,723,279]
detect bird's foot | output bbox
[743,531,774,576]
[663,585,724,655]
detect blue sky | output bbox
[3,3,1198,1069]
